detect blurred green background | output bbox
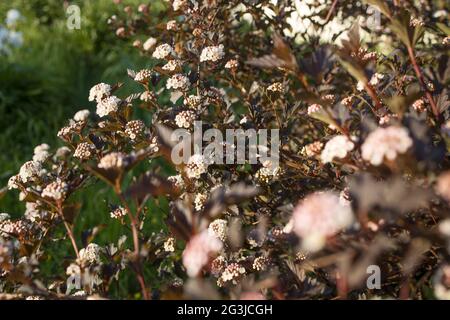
[0,0,170,296]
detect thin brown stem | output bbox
[57,203,79,259]
[407,46,439,119]
[364,83,384,113]
[115,188,150,300]
[324,0,339,24]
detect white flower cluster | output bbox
[200,44,225,62]
[307,104,323,115]
[152,43,174,59]
[24,202,47,222]
[303,141,323,158]
[182,230,222,277]
[33,143,50,163]
[162,59,182,71]
[172,0,187,11]
[143,37,157,51]
[19,161,42,183]
[166,20,177,31]
[194,193,208,211]
[225,59,238,69]
[267,82,284,93]
[166,74,190,90]
[74,142,95,160]
[78,243,102,265]
[73,109,90,122]
[252,256,268,271]
[412,99,426,112]
[175,110,196,128]
[320,135,355,163]
[210,255,227,276]
[256,160,281,184]
[369,73,384,86]
[361,126,413,166]
[140,91,155,102]
[89,83,111,103]
[342,96,354,107]
[134,69,152,82]
[220,263,246,283]
[291,191,354,252]
[208,219,228,242]
[185,154,209,179]
[184,95,202,109]
[168,174,184,189]
[98,152,127,170]
[41,180,68,201]
[125,120,145,140]
[164,237,176,252]
[96,95,121,118]
[110,206,127,219]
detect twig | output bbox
[57,202,79,259]
[115,188,150,300]
[406,45,439,119]
[324,0,339,24]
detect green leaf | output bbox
[437,23,450,36]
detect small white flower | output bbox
[73,109,90,122]
[194,193,208,211]
[200,44,225,62]
[320,135,355,163]
[307,104,323,115]
[74,142,95,160]
[166,20,177,31]
[361,126,413,166]
[267,82,284,93]
[162,59,182,71]
[96,96,121,117]
[152,43,174,59]
[7,175,21,190]
[110,206,127,219]
[32,144,50,163]
[225,59,238,69]
[164,237,176,252]
[89,83,111,103]
[172,0,187,11]
[19,161,42,183]
[41,180,68,201]
[208,219,228,242]
[175,110,196,128]
[134,69,152,82]
[125,120,145,140]
[168,174,184,189]
[356,81,365,91]
[98,152,127,170]
[143,37,157,51]
[185,154,208,179]
[166,74,190,90]
[184,95,202,109]
[78,243,102,265]
[369,73,384,86]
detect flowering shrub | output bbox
[1,0,450,300]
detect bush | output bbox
[1,0,450,300]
